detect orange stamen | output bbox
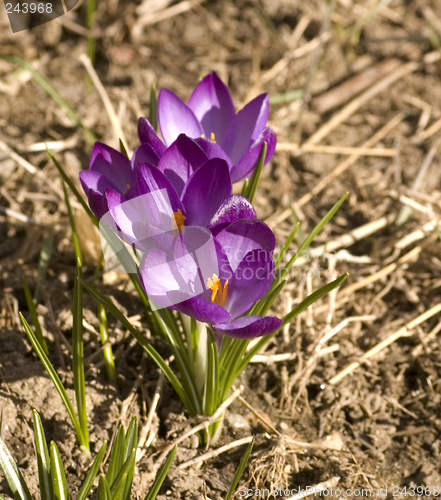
[210,132,216,142]
[173,209,186,235]
[207,273,228,307]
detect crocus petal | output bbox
[158,89,203,146]
[213,315,282,339]
[221,94,269,165]
[188,72,235,144]
[79,169,119,195]
[173,296,231,324]
[87,189,109,219]
[131,144,160,169]
[229,126,277,182]
[137,163,184,216]
[157,135,208,196]
[224,248,275,318]
[181,158,232,227]
[193,137,233,171]
[138,117,166,156]
[90,142,134,192]
[208,195,257,235]
[215,219,275,272]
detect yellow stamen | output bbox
[207,273,228,307]
[210,132,216,143]
[126,184,131,190]
[201,133,205,139]
[173,209,186,235]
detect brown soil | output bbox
[2,0,441,498]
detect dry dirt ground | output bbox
[2,0,441,498]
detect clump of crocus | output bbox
[138,72,276,182]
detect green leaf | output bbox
[34,229,54,304]
[32,410,53,500]
[50,442,68,500]
[81,280,195,415]
[72,266,89,452]
[274,221,300,268]
[119,139,129,158]
[97,475,111,500]
[98,303,116,381]
[203,335,219,417]
[282,273,349,327]
[110,450,135,500]
[123,417,138,462]
[241,143,266,203]
[0,54,98,144]
[278,193,348,283]
[22,277,48,355]
[106,425,125,488]
[47,147,98,227]
[75,441,107,500]
[149,83,158,132]
[144,446,177,500]
[19,313,86,448]
[225,439,254,500]
[0,434,33,500]
[63,182,83,268]
[0,55,96,144]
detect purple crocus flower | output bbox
[79,142,159,219]
[139,220,282,339]
[103,133,270,253]
[138,72,277,183]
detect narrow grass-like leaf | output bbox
[0,435,33,500]
[72,266,89,452]
[80,280,194,414]
[248,279,287,317]
[63,182,83,267]
[86,0,96,69]
[47,147,98,227]
[119,139,129,158]
[32,410,53,500]
[278,193,348,283]
[22,276,48,354]
[241,143,266,203]
[149,83,158,132]
[144,446,177,500]
[0,55,96,144]
[50,442,68,500]
[274,221,300,268]
[110,450,135,500]
[34,229,54,304]
[282,273,348,327]
[97,475,111,500]
[106,425,125,488]
[75,440,107,500]
[19,313,86,448]
[98,303,116,380]
[225,439,254,500]
[204,336,219,417]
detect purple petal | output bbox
[215,219,275,272]
[208,195,257,235]
[138,117,166,156]
[230,126,277,182]
[173,296,231,324]
[157,135,208,196]
[181,158,232,227]
[221,94,269,165]
[79,169,119,195]
[193,137,233,171]
[137,163,183,215]
[90,142,134,193]
[158,89,203,146]
[188,72,235,144]
[131,144,160,169]
[213,315,282,339]
[225,249,275,318]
